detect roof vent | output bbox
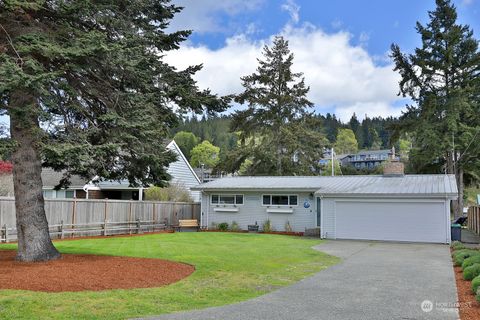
[383,160,404,177]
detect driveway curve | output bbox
[143,241,458,320]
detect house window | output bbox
[211,194,244,205]
[262,195,298,206]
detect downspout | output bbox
[200,191,205,228]
[205,191,209,229]
[320,195,325,239]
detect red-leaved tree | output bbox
[0,161,13,174]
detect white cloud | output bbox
[168,0,264,34]
[281,0,300,24]
[462,0,473,6]
[165,9,404,122]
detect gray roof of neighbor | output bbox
[41,168,89,188]
[351,149,392,156]
[191,175,458,197]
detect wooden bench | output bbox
[176,219,199,231]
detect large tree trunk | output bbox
[9,94,60,262]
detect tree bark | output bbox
[9,93,60,262]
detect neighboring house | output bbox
[41,140,200,201]
[192,161,457,244]
[42,168,88,199]
[81,139,201,201]
[340,149,397,169]
[164,140,201,202]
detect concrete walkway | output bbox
[144,241,458,320]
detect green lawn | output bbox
[0,232,338,319]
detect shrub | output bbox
[217,222,229,231]
[462,254,480,270]
[472,275,480,294]
[463,263,480,281]
[262,219,273,233]
[144,183,193,202]
[230,221,240,231]
[451,241,466,251]
[0,161,13,174]
[285,220,293,233]
[453,249,479,266]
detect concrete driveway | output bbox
[144,241,458,320]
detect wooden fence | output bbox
[467,206,480,235]
[0,197,200,242]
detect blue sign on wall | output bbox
[303,200,311,209]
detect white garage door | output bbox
[335,201,447,243]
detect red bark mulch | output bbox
[454,266,480,320]
[0,250,194,292]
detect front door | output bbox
[316,197,321,227]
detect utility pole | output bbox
[331,147,334,176]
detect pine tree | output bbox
[230,36,324,175]
[0,0,227,261]
[391,0,480,218]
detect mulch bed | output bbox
[454,266,480,320]
[0,250,194,292]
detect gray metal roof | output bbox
[191,175,458,198]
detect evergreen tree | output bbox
[391,0,480,218]
[229,36,325,175]
[0,0,227,261]
[173,131,199,160]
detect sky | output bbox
[165,0,480,122]
[1,0,479,131]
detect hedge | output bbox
[451,241,466,251]
[453,249,480,267]
[472,275,480,294]
[462,255,480,270]
[463,263,480,281]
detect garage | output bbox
[334,200,448,243]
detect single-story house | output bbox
[192,162,458,244]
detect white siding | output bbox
[166,141,201,202]
[205,191,315,232]
[321,198,336,238]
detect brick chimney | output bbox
[383,160,404,176]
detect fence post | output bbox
[103,219,108,236]
[129,202,133,235]
[71,199,77,238]
[3,224,8,243]
[468,208,471,230]
[477,208,480,235]
[136,218,141,234]
[153,203,156,232]
[60,220,64,239]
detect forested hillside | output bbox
[171,112,398,158]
